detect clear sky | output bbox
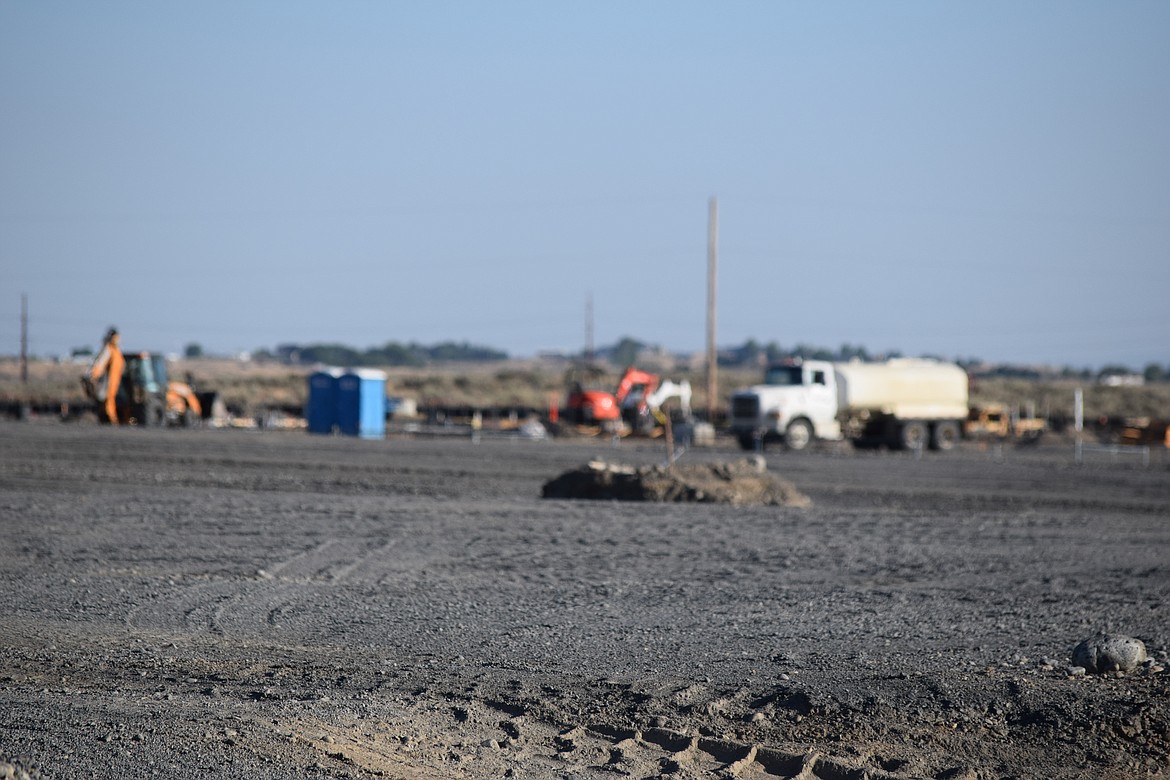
[2,2,1167,370]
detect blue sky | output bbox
[2,2,1167,369]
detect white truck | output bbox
[728,358,969,452]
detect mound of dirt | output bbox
[541,456,811,507]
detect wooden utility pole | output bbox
[20,294,28,385]
[706,197,718,422]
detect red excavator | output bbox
[563,366,691,434]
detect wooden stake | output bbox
[663,409,675,467]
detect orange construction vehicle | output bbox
[564,366,692,434]
[563,364,623,427]
[82,328,201,427]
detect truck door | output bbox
[807,367,838,432]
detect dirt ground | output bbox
[1,423,1168,780]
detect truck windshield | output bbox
[763,366,804,386]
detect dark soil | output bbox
[541,456,812,507]
[1,423,1168,779]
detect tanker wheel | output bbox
[737,433,759,451]
[182,407,200,428]
[898,420,928,451]
[784,419,813,451]
[930,420,960,451]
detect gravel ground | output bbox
[1,422,1168,780]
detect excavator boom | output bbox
[83,331,125,424]
[614,367,660,405]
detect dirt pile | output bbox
[541,456,812,506]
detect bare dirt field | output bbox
[1,423,1168,779]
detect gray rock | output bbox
[1071,633,1148,673]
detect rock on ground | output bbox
[1072,633,1149,673]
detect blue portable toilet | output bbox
[337,368,387,439]
[306,369,342,434]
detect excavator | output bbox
[563,364,622,427]
[83,328,202,426]
[563,365,692,435]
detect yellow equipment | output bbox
[82,328,201,426]
[965,404,1046,442]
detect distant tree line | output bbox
[254,341,509,367]
[181,334,1167,382]
[589,337,886,369]
[716,340,883,367]
[605,336,1170,384]
[1139,364,1170,383]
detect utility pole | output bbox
[706,197,718,423]
[20,294,28,385]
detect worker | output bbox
[88,327,125,424]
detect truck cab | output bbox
[118,352,202,427]
[729,360,842,450]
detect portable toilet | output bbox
[306,369,343,434]
[337,368,387,439]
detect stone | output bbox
[1071,633,1148,674]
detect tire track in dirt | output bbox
[125,538,399,637]
[258,538,398,584]
[274,700,918,780]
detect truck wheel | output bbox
[898,420,928,451]
[737,434,759,451]
[140,399,166,427]
[930,420,960,451]
[784,419,813,451]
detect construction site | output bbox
[1,420,1168,780]
[1,330,1170,780]
[2,337,1169,452]
[1,324,1169,780]
[5,3,1167,777]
